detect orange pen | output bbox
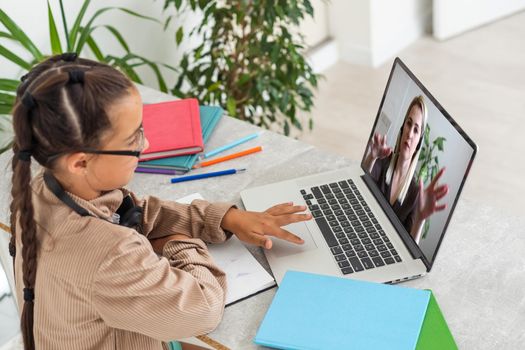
[194,146,263,168]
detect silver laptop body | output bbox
[241,58,477,285]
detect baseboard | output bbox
[306,38,339,73]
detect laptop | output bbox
[240,58,477,284]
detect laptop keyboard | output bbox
[300,179,402,275]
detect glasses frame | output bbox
[47,126,145,161]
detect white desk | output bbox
[1,85,523,349]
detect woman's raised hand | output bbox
[416,167,449,222]
[370,133,392,160]
[220,202,312,249]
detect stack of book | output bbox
[136,98,224,174]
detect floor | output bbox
[1,9,524,349]
[299,10,525,217]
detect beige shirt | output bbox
[14,172,233,349]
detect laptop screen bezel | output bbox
[360,57,478,271]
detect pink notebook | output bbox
[140,98,203,161]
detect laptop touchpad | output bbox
[270,222,317,258]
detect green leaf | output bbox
[283,120,290,136]
[108,57,143,83]
[0,45,32,70]
[48,1,63,54]
[433,136,446,151]
[226,96,236,116]
[85,35,105,61]
[101,25,130,52]
[0,79,20,92]
[68,0,92,51]
[0,8,43,60]
[120,53,168,93]
[207,82,221,92]
[163,16,173,31]
[0,31,14,40]
[0,92,15,105]
[58,0,70,49]
[0,103,13,115]
[176,27,184,45]
[174,0,183,10]
[118,8,161,23]
[74,6,160,54]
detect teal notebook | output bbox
[255,271,430,350]
[138,106,223,173]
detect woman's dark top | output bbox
[370,155,419,234]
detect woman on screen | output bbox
[363,96,448,244]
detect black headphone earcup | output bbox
[119,207,143,228]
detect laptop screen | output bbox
[361,59,476,267]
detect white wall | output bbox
[434,0,525,40]
[300,0,330,49]
[329,0,432,67]
[0,0,199,88]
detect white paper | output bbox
[177,193,275,305]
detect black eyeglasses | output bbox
[47,127,145,161]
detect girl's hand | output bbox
[221,202,312,249]
[416,167,449,223]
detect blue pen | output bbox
[203,132,262,159]
[170,168,246,183]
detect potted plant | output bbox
[164,0,320,136]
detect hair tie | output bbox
[23,287,35,302]
[20,73,29,82]
[18,150,32,161]
[21,91,36,110]
[61,52,78,62]
[9,242,16,257]
[69,70,85,84]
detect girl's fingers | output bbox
[241,231,271,248]
[265,225,304,245]
[267,204,308,215]
[275,213,312,227]
[265,202,294,215]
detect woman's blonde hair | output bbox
[385,95,427,204]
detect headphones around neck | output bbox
[43,172,143,228]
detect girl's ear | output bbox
[63,152,89,175]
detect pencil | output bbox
[135,167,183,175]
[194,146,262,168]
[170,168,246,183]
[202,131,262,159]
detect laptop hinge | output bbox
[360,173,430,270]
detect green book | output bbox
[138,105,223,173]
[416,291,458,350]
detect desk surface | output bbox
[1,85,523,349]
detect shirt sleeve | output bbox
[130,192,235,243]
[92,231,227,341]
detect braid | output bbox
[9,53,133,349]
[16,159,37,350]
[9,143,19,259]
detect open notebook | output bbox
[177,193,276,305]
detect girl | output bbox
[9,54,310,349]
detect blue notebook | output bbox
[138,106,223,173]
[255,271,430,350]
